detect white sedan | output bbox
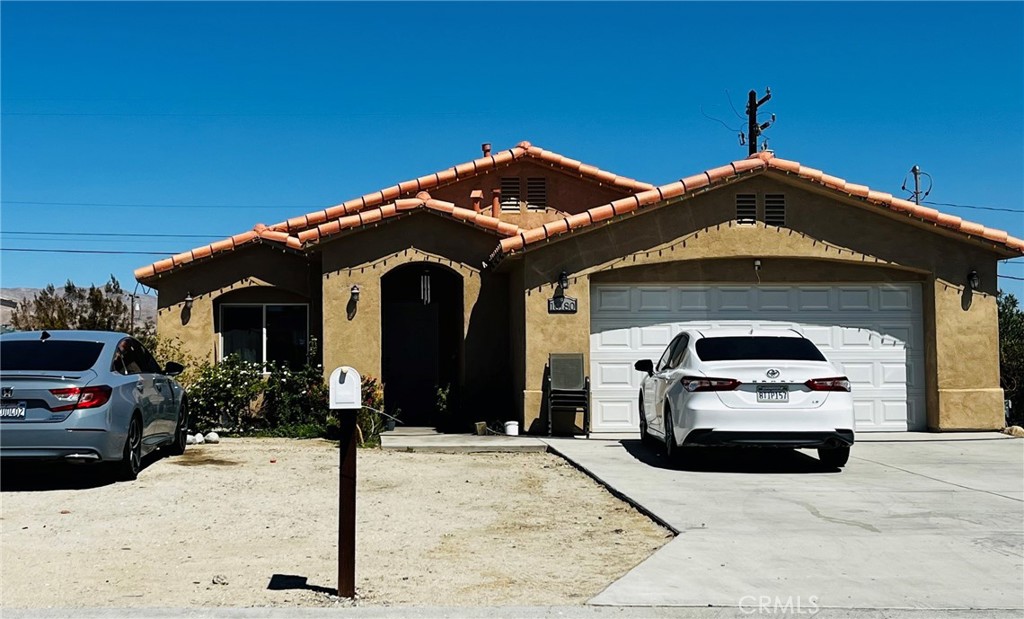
[634,328,855,467]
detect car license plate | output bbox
[756,387,789,403]
[0,401,27,419]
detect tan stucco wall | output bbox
[512,173,1006,432]
[320,212,513,422]
[151,245,317,364]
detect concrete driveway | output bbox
[544,434,1024,611]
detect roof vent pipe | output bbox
[482,143,491,157]
[491,189,501,218]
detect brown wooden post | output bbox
[338,414,357,597]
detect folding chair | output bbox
[545,353,590,436]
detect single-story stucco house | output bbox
[135,141,1024,434]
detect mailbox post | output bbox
[329,366,361,598]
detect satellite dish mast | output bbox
[901,165,933,205]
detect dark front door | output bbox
[381,264,462,428]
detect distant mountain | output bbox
[0,287,158,329]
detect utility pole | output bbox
[746,88,775,156]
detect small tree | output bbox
[10,276,155,347]
[998,292,1024,425]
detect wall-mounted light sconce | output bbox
[968,270,980,290]
[350,284,361,303]
[184,292,194,310]
[558,270,570,292]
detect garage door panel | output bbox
[638,288,673,311]
[797,287,833,311]
[880,286,915,311]
[594,287,631,311]
[719,287,754,310]
[598,362,634,387]
[839,362,874,386]
[881,362,908,386]
[594,327,632,349]
[591,395,637,429]
[838,287,873,311]
[882,401,909,424]
[678,288,712,310]
[799,325,834,349]
[758,287,794,311]
[590,283,925,433]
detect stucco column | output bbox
[521,278,591,434]
[929,276,1005,430]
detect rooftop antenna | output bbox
[746,87,775,156]
[901,165,933,205]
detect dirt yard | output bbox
[0,438,670,608]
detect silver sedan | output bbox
[0,330,188,480]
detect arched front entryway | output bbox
[381,263,464,428]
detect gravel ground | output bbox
[0,438,670,608]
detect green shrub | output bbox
[187,355,265,433]
[999,292,1024,425]
[262,360,330,433]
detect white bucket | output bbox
[504,421,519,436]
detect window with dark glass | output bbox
[220,304,308,368]
[221,306,263,364]
[266,305,308,368]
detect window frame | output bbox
[219,302,310,367]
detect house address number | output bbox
[548,295,578,314]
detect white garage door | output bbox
[589,284,925,433]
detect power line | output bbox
[1,200,300,209]
[922,200,1024,214]
[998,274,1024,281]
[1,231,223,239]
[1,248,177,256]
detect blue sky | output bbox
[2,1,1023,297]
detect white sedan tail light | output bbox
[804,377,851,392]
[681,376,742,392]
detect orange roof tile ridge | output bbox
[491,153,1023,259]
[762,156,1021,251]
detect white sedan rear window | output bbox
[695,337,826,362]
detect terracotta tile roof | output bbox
[490,151,1024,261]
[135,141,651,282]
[296,192,521,244]
[133,224,303,281]
[271,141,654,234]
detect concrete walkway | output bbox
[380,427,547,453]
[543,434,1024,610]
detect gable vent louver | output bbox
[736,194,757,225]
[764,194,786,227]
[526,177,547,210]
[500,177,521,211]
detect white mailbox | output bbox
[329,366,362,411]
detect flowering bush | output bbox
[261,358,330,435]
[187,355,265,433]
